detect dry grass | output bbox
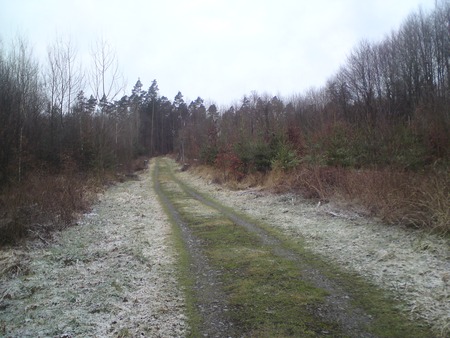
[268,166,449,234]
[190,164,269,191]
[364,171,450,233]
[200,162,449,234]
[0,170,100,246]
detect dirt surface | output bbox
[153,163,237,337]
[179,165,450,336]
[1,158,449,336]
[0,167,187,337]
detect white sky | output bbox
[0,0,436,107]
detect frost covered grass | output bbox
[0,164,187,337]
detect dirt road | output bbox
[1,157,448,337]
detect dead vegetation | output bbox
[0,156,150,247]
[191,163,450,235]
[0,171,94,246]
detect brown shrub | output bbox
[245,164,449,233]
[0,169,97,246]
[129,156,150,172]
[284,166,449,233]
[270,165,345,200]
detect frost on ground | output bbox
[1,159,448,337]
[0,166,187,338]
[178,166,450,336]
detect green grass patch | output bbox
[249,225,434,337]
[152,159,201,337]
[180,206,339,336]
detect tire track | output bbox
[154,157,434,337]
[162,160,377,337]
[153,160,236,338]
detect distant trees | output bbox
[176,1,449,172]
[331,3,450,129]
[0,35,187,188]
[0,38,44,185]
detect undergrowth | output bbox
[0,170,100,246]
[0,157,150,246]
[268,165,450,234]
[193,163,449,234]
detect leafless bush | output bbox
[285,166,449,233]
[0,169,97,246]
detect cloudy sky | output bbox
[0,0,436,107]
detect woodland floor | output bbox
[0,157,449,337]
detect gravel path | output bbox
[0,165,187,337]
[178,165,450,336]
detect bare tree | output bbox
[45,36,84,166]
[46,36,83,118]
[89,37,124,103]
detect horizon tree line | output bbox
[1,1,449,189]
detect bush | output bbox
[0,167,98,246]
[322,123,362,167]
[271,142,299,171]
[234,141,274,173]
[289,165,449,233]
[215,148,245,181]
[200,145,219,165]
[384,126,429,170]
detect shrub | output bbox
[271,142,299,171]
[215,148,245,181]
[0,166,99,246]
[305,122,360,167]
[384,126,429,170]
[234,141,274,173]
[322,122,362,167]
[200,145,219,165]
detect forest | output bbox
[1,2,449,244]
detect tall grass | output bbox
[195,161,449,234]
[266,165,449,234]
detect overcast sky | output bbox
[0,0,437,107]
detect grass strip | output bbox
[152,159,202,337]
